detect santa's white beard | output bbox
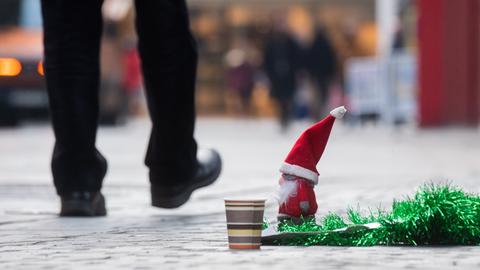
[276,180,298,205]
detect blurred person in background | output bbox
[225,39,257,116]
[263,15,300,131]
[392,23,405,53]
[40,0,221,216]
[122,40,145,116]
[98,4,128,125]
[306,27,337,120]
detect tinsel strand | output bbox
[267,183,480,246]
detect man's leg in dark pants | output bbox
[41,1,107,214]
[135,0,198,186]
[135,0,221,208]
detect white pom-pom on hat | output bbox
[330,106,347,119]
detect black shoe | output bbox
[151,148,222,208]
[60,191,107,217]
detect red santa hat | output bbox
[279,106,347,185]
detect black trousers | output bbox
[41,0,198,195]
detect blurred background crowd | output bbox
[0,0,478,129]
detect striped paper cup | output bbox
[225,199,265,249]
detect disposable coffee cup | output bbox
[225,199,265,249]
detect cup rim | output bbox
[224,198,266,202]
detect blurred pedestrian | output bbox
[263,18,300,131]
[225,45,256,116]
[392,23,405,53]
[122,43,145,116]
[306,28,337,120]
[40,0,222,216]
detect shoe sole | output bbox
[60,194,107,217]
[152,161,222,209]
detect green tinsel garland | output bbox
[265,183,480,246]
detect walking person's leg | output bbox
[134,0,221,208]
[318,79,330,117]
[279,98,292,131]
[41,0,107,216]
[311,79,328,121]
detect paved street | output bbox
[0,118,479,269]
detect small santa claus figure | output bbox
[278,106,347,222]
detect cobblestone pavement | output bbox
[0,119,479,269]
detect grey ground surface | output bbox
[0,118,479,269]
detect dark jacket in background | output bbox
[263,32,300,100]
[307,30,337,83]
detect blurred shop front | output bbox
[188,0,378,116]
[0,0,381,123]
[4,0,446,126]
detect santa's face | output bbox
[279,174,309,185]
[278,174,287,185]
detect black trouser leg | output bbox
[41,0,107,195]
[135,0,198,186]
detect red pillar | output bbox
[417,0,443,126]
[467,0,480,125]
[417,0,480,127]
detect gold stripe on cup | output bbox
[227,229,262,236]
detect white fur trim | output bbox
[330,106,347,119]
[279,163,318,185]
